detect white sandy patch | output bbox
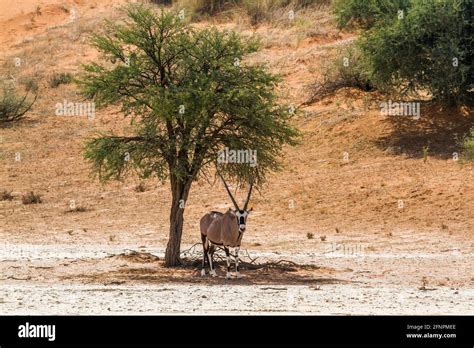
[0,283,472,315]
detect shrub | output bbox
[0,84,37,125]
[243,0,269,25]
[461,129,474,161]
[197,0,240,14]
[333,46,373,90]
[22,191,42,204]
[359,0,472,103]
[0,190,14,201]
[306,45,374,104]
[243,0,331,25]
[135,182,147,192]
[334,0,474,103]
[48,72,73,88]
[333,0,411,29]
[19,77,39,93]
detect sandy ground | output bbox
[0,240,472,314]
[0,0,473,315]
[2,283,472,315]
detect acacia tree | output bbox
[78,4,299,266]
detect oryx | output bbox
[200,174,253,279]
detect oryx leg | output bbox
[201,234,208,277]
[235,247,241,279]
[224,247,232,279]
[208,243,217,277]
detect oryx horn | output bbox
[243,178,254,211]
[218,171,239,210]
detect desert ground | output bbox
[0,0,473,314]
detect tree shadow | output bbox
[374,102,473,159]
[63,251,350,286]
[72,262,348,286]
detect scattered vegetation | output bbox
[134,182,147,193]
[422,144,430,163]
[183,0,239,16]
[461,129,474,161]
[306,232,313,239]
[21,191,42,204]
[0,83,37,125]
[19,77,39,93]
[171,0,331,23]
[0,190,14,201]
[48,73,73,88]
[66,205,88,213]
[243,0,269,25]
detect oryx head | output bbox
[219,173,254,233]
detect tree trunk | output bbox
[164,176,192,267]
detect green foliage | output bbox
[461,129,474,161]
[48,72,73,88]
[333,0,411,29]
[78,4,299,187]
[307,45,373,104]
[359,0,472,103]
[422,143,429,163]
[333,45,373,91]
[0,83,37,125]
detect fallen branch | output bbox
[179,244,319,271]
